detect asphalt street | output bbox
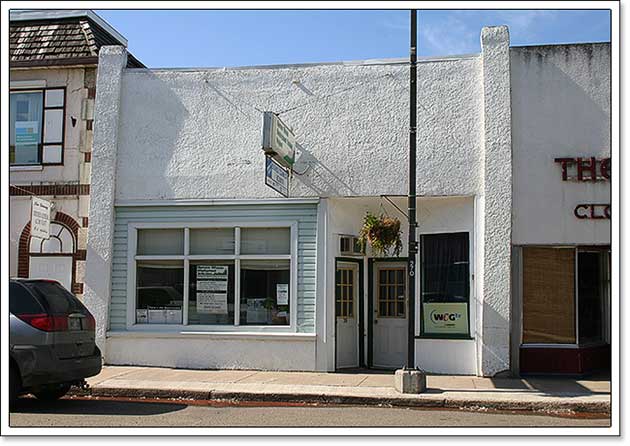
[9,396,610,428]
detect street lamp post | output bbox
[406,9,418,371]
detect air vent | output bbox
[339,235,363,256]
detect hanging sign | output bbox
[422,302,469,335]
[261,111,295,168]
[196,265,229,314]
[265,156,289,197]
[31,196,52,240]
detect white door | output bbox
[373,262,408,369]
[29,256,73,291]
[336,263,359,369]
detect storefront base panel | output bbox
[415,339,477,375]
[105,333,317,371]
[519,344,610,376]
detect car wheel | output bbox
[9,364,21,406]
[33,383,71,401]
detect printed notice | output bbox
[30,197,51,240]
[197,265,228,280]
[197,292,228,314]
[276,283,289,305]
[197,280,227,292]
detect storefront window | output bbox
[134,226,292,328]
[522,247,610,346]
[136,261,184,324]
[578,251,608,344]
[240,260,290,325]
[420,232,470,337]
[188,261,235,325]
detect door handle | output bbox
[374,319,378,324]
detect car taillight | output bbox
[85,313,96,331]
[15,313,68,332]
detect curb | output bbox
[69,386,611,415]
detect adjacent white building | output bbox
[83,26,611,377]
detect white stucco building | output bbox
[84,26,610,377]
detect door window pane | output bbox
[189,228,235,255]
[136,261,184,324]
[240,228,290,255]
[376,267,406,318]
[522,247,575,343]
[137,229,184,255]
[336,266,355,318]
[240,259,290,325]
[10,92,43,165]
[421,233,470,336]
[578,251,606,344]
[188,261,234,325]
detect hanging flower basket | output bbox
[359,212,403,257]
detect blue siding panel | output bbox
[109,203,318,333]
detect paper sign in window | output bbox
[197,292,228,314]
[197,280,227,292]
[277,283,289,305]
[197,265,228,280]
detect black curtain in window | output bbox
[421,233,469,303]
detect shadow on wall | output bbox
[474,300,511,377]
[117,70,190,200]
[292,142,359,197]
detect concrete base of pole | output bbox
[394,369,427,394]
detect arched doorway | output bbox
[28,221,75,290]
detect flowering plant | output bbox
[359,212,403,257]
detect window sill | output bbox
[107,330,316,342]
[415,335,474,341]
[10,165,44,172]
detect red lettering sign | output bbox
[554,157,611,182]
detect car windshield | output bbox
[23,281,86,315]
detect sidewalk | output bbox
[73,366,611,415]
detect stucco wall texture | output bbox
[115,55,484,201]
[511,43,611,245]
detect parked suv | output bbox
[9,279,102,405]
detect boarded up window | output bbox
[522,247,575,344]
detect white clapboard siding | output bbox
[110,203,318,333]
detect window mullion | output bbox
[234,227,241,326]
[183,228,190,325]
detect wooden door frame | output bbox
[334,257,364,370]
[367,257,408,369]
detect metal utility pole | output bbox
[406,9,418,370]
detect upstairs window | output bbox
[10,88,65,166]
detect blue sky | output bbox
[96,9,611,68]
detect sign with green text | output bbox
[422,302,468,335]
